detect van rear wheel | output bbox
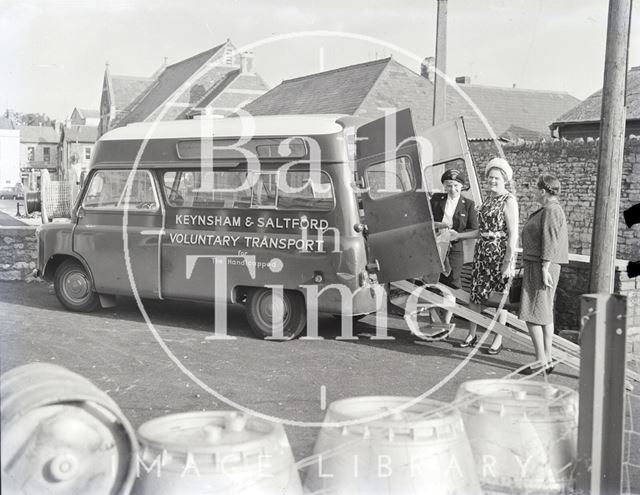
[245,288,306,340]
[54,259,99,312]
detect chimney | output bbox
[421,56,435,82]
[455,76,470,84]
[240,51,254,73]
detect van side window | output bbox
[164,171,252,208]
[83,170,159,210]
[276,170,333,210]
[366,156,415,200]
[163,170,334,211]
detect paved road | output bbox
[1,281,638,492]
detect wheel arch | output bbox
[43,254,95,289]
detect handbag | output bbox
[508,269,523,304]
[484,268,522,309]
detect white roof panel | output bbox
[101,114,347,141]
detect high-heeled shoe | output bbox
[459,335,478,348]
[518,363,553,375]
[518,364,545,375]
[486,344,503,355]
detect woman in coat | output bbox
[518,174,569,374]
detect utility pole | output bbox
[588,0,632,293]
[432,0,447,126]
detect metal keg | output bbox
[303,396,482,495]
[456,379,578,494]
[0,363,138,495]
[132,411,303,495]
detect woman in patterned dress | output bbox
[518,174,568,375]
[456,158,519,353]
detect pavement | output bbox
[1,280,638,492]
[0,199,42,227]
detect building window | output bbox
[224,45,234,66]
[27,147,35,162]
[43,147,50,163]
[84,147,92,160]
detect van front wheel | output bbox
[246,288,306,340]
[54,259,99,312]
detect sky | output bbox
[1,0,639,122]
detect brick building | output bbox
[17,125,60,186]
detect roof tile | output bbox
[242,58,578,141]
[243,58,390,116]
[18,125,59,143]
[117,43,227,126]
[553,65,640,124]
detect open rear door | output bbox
[418,117,481,263]
[355,110,479,283]
[355,108,442,283]
[419,117,481,206]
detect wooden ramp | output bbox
[391,280,639,386]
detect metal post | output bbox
[588,0,632,293]
[432,0,447,126]
[576,293,627,494]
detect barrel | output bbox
[0,363,138,495]
[303,396,482,495]
[456,379,578,494]
[132,411,303,495]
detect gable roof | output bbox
[18,125,59,143]
[109,75,157,114]
[243,58,390,116]
[190,69,241,109]
[552,65,640,126]
[63,125,99,143]
[449,84,579,140]
[243,58,579,141]
[116,43,226,126]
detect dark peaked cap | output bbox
[441,169,466,186]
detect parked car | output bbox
[0,186,24,200]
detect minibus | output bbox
[36,109,480,338]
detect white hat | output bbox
[486,157,513,182]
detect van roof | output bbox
[100,114,348,141]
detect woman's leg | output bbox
[542,323,554,365]
[526,322,546,363]
[489,310,506,350]
[463,302,481,343]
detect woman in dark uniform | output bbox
[430,169,479,325]
[518,174,568,375]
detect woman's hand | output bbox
[448,230,460,242]
[541,267,554,288]
[501,260,515,279]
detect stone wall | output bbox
[469,137,640,260]
[556,254,640,331]
[0,227,37,280]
